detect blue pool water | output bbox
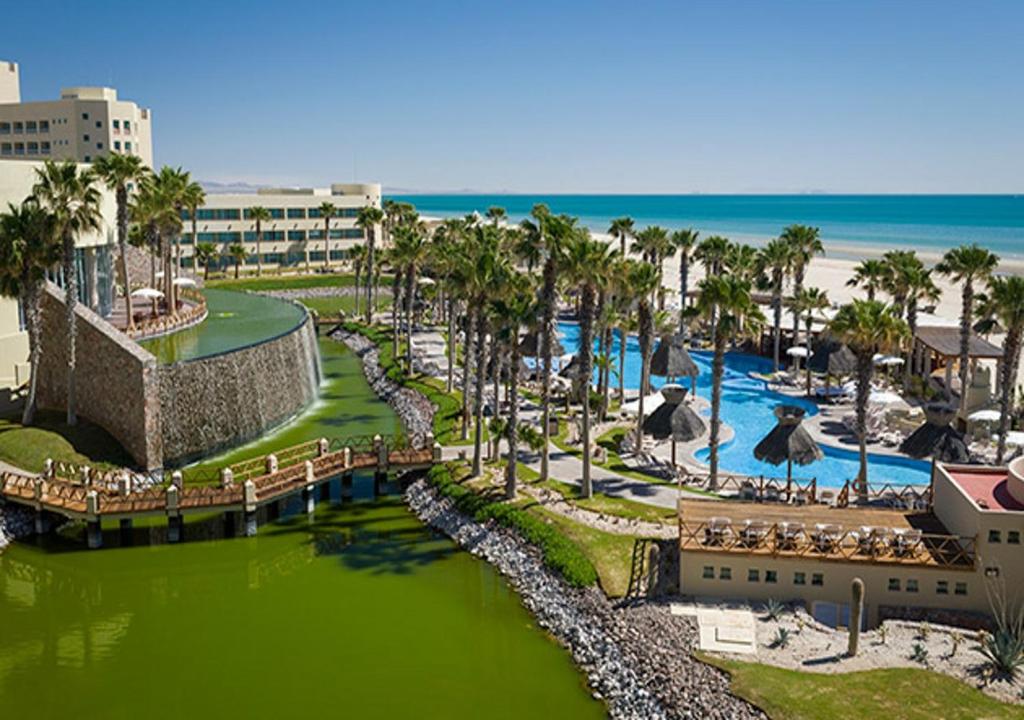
[557,323,930,489]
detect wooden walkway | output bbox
[0,434,437,547]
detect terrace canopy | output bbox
[753,405,823,483]
[651,334,699,396]
[899,403,970,463]
[642,384,706,466]
[808,339,857,376]
[912,326,1003,402]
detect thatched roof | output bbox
[518,330,565,358]
[899,403,970,463]
[642,384,706,441]
[651,334,699,378]
[915,326,1003,359]
[808,339,857,376]
[559,354,584,380]
[753,405,824,466]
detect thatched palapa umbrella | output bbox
[899,403,969,463]
[808,339,857,398]
[642,384,706,466]
[651,334,700,398]
[518,330,565,359]
[754,405,823,488]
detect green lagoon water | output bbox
[141,288,306,363]
[0,499,604,719]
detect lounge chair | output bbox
[740,520,769,547]
[775,521,804,550]
[704,517,732,546]
[812,523,842,553]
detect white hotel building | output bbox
[181,184,382,272]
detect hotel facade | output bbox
[0,61,153,167]
[179,184,382,272]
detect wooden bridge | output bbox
[0,434,438,549]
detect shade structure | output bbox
[873,353,904,367]
[130,287,164,299]
[899,403,970,463]
[641,384,706,467]
[172,277,197,287]
[650,334,699,378]
[753,405,823,482]
[968,408,1001,423]
[559,354,583,380]
[518,330,565,358]
[786,346,810,358]
[808,340,857,376]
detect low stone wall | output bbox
[159,316,321,466]
[37,284,163,468]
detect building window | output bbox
[989,530,1002,543]
[955,582,968,596]
[125,142,132,152]
[96,142,103,150]
[14,143,24,155]
[14,121,24,134]
[26,121,37,133]
[702,566,714,580]
[937,580,949,595]
[26,142,38,155]
[1009,531,1020,544]
[84,155,91,162]
[793,572,806,585]
[765,570,778,584]
[113,119,120,130]
[888,578,900,591]
[906,579,919,593]
[39,120,49,132]
[0,122,10,134]
[114,141,121,150]
[287,230,306,242]
[748,569,759,583]
[124,120,131,132]
[83,134,90,142]
[719,567,732,581]
[287,208,306,219]
[95,120,102,128]
[0,142,11,156]
[82,112,89,120]
[811,573,823,587]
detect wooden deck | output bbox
[677,497,974,569]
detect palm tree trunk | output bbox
[506,340,520,499]
[996,326,1021,464]
[792,266,804,339]
[364,230,374,324]
[354,266,361,317]
[679,254,689,333]
[618,326,627,403]
[461,307,474,441]
[191,215,198,276]
[446,296,456,394]
[855,353,872,501]
[491,340,502,461]
[958,283,973,417]
[62,230,78,425]
[708,330,726,492]
[772,287,782,373]
[805,319,813,396]
[600,324,613,421]
[579,285,595,498]
[904,301,918,392]
[256,224,262,277]
[324,219,330,269]
[21,284,41,426]
[391,272,401,359]
[635,304,653,454]
[540,257,557,480]
[405,268,415,374]
[472,310,487,476]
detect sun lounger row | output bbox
[701,517,924,557]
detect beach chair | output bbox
[811,523,842,554]
[892,528,923,557]
[775,521,804,551]
[740,520,769,548]
[704,517,732,546]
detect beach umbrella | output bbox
[651,334,699,397]
[808,340,857,376]
[968,408,1001,423]
[754,404,823,485]
[786,346,810,358]
[868,390,903,405]
[623,390,665,416]
[131,287,164,299]
[417,276,436,286]
[899,403,969,463]
[172,277,197,287]
[518,330,565,359]
[873,353,904,367]
[642,384,706,466]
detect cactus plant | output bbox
[911,642,929,664]
[848,577,864,656]
[878,624,888,645]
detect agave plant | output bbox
[764,598,785,622]
[910,643,929,665]
[979,630,1024,680]
[771,627,791,649]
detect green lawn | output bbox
[0,411,134,473]
[702,655,1024,720]
[206,273,392,292]
[530,476,676,524]
[296,295,392,318]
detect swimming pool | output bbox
[557,322,930,488]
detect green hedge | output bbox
[426,463,598,588]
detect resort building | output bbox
[0,61,153,167]
[0,159,117,388]
[677,460,1024,628]
[181,184,382,272]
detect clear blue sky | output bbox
[3,1,1021,193]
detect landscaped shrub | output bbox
[426,463,599,588]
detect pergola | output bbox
[912,326,1003,401]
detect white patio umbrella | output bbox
[872,353,904,367]
[172,277,197,287]
[130,287,164,299]
[417,277,436,286]
[623,390,667,416]
[968,408,1001,423]
[786,346,810,358]
[868,389,903,405]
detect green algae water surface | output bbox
[0,497,605,719]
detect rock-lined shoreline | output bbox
[406,479,764,720]
[0,503,35,552]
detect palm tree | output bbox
[92,153,149,330]
[881,250,922,320]
[228,243,247,279]
[195,242,216,280]
[180,181,206,277]
[696,276,765,491]
[694,235,732,346]
[671,228,699,331]
[829,300,908,499]
[847,259,889,302]
[979,276,1024,463]
[247,206,271,278]
[31,160,102,425]
[757,237,793,372]
[628,261,660,453]
[319,201,337,270]
[391,224,429,373]
[608,216,634,256]
[902,265,940,391]
[485,206,506,227]
[564,230,615,498]
[788,286,830,396]
[149,167,188,310]
[349,244,366,317]
[631,226,671,309]
[356,206,385,323]
[725,243,760,284]
[781,224,823,339]
[532,204,561,480]
[0,201,61,425]
[937,244,1000,416]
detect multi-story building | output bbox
[0,159,117,387]
[676,461,1023,628]
[181,184,382,272]
[0,61,153,167]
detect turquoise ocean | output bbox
[388,195,1024,260]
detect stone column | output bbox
[86,490,102,549]
[84,247,99,311]
[166,485,182,543]
[303,461,316,515]
[243,480,258,537]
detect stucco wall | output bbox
[37,284,163,468]
[157,315,320,466]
